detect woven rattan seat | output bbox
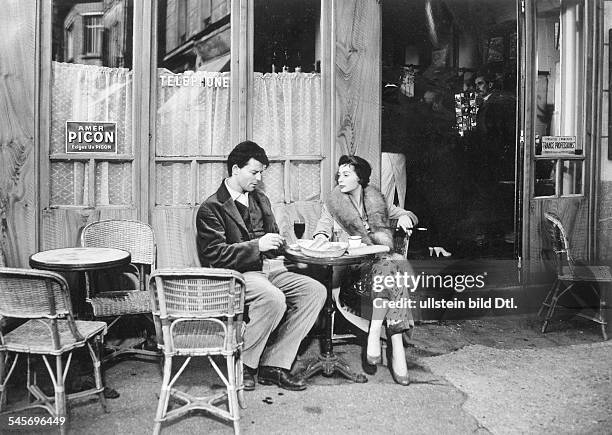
[87,291,151,317]
[149,268,246,435]
[0,268,108,433]
[539,212,611,340]
[81,219,160,363]
[3,319,106,355]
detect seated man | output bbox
[196,140,326,391]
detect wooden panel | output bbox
[188,0,199,38]
[152,207,200,267]
[41,208,137,251]
[41,208,101,250]
[0,1,37,267]
[334,0,381,184]
[598,180,612,261]
[166,0,178,53]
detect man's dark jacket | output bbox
[196,181,279,272]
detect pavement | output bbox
[1,313,610,434]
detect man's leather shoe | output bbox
[243,365,257,391]
[258,366,307,391]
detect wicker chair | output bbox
[539,212,611,340]
[80,219,159,363]
[149,268,246,435]
[0,267,108,431]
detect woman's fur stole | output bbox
[325,185,394,249]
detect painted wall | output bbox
[0,0,37,267]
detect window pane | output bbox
[290,162,321,201]
[560,159,583,195]
[535,0,585,155]
[253,0,322,205]
[95,162,133,205]
[261,163,284,204]
[50,1,135,207]
[155,163,192,205]
[534,159,556,197]
[156,0,232,156]
[197,162,227,202]
[50,161,87,205]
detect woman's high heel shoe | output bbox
[386,337,411,386]
[362,349,381,375]
[429,246,452,257]
[390,364,411,386]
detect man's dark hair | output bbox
[227,140,270,175]
[337,154,371,187]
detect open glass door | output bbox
[381,1,520,273]
[524,0,596,281]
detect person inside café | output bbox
[313,155,418,385]
[465,72,516,244]
[196,140,326,392]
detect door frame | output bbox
[520,0,603,282]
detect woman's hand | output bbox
[396,215,415,235]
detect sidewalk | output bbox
[54,314,610,434]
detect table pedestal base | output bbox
[300,353,367,383]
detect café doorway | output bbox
[381,0,519,262]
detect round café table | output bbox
[284,244,389,383]
[30,247,131,316]
[30,247,131,272]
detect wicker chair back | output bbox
[0,267,72,319]
[81,219,156,267]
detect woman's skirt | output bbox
[340,253,414,334]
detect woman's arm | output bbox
[313,203,334,239]
[388,204,418,226]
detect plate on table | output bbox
[300,241,348,258]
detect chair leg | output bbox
[89,337,108,412]
[0,351,7,411]
[235,354,246,410]
[153,355,172,435]
[542,281,564,333]
[538,280,559,318]
[226,353,240,435]
[599,285,608,341]
[53,355,68,434]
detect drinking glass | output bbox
[294,221,306,239]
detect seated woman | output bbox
[313,155,418,385]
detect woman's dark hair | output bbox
[227,140,270,175]
[337,155,371,187]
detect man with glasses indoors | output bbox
[196,140,326,391]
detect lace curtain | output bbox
[252,72,321,156]
[155,71,321,205]
[49,64,321,206]
[50,62,133,206]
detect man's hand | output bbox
[396,215,415,235]
[258,233,285,252]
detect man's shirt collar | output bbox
[225,179,249,207]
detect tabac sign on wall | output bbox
[66,121,117,153]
